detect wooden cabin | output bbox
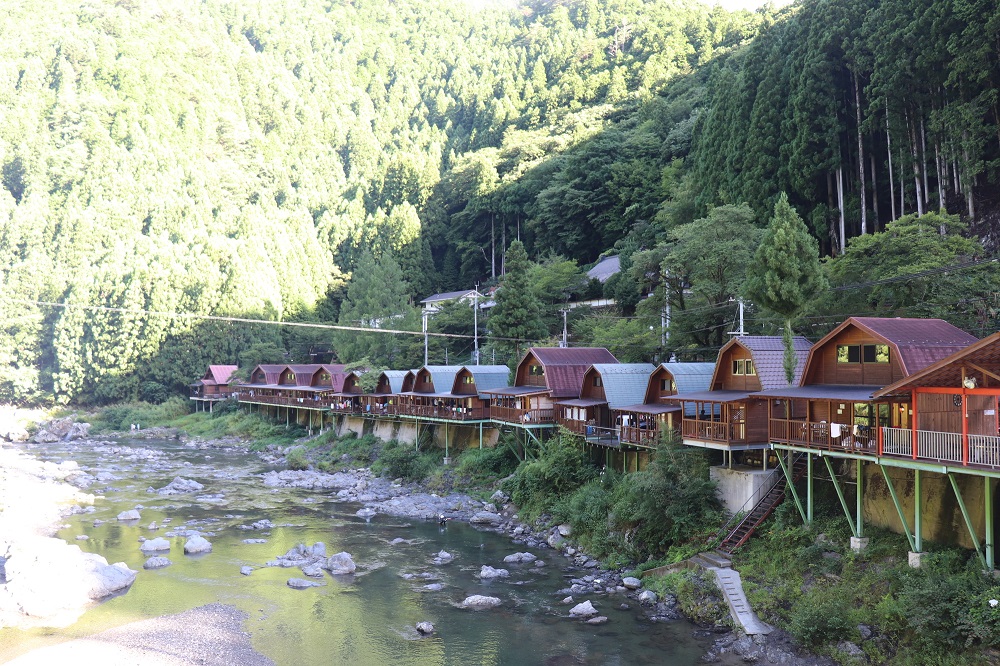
[362,370,409,415]
[613,362,715,447]
[874,332,999,469]
[448,365,510,420]
[325,370,366,414]
[483,347,618,426]
[555,363,654,437]
[668,336,811,450]
[189,365,238,400]
[397,365,465,418]
[761,318,978,453]
[238,364,349,408]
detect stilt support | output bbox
[776,452,808,526]
[880,465,917,553]
[987,477,995,570]
[823,456,857,537]
[948,473,987,570]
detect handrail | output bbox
[715,452,805,547]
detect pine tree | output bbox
[488,240,547,356]
[743,193,826,384]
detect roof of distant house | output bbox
[655,362,716,395]
[525,347,619,398]
[586,256,620,283]
[588,363,656,409]
[204,365,238,386]
[420,289,482,305]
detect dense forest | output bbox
[0,0,998,404]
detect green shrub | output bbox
[502,432,597,519]
[372,440,435,481]
[286,446,309,471]
[788,587,855,647]
[454,445,520,485]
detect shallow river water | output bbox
[0,438,724,665]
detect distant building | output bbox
[586,255,620,283]
[419,289,484,314]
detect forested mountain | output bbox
[0,0,997,404]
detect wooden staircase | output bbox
[717,454,808,555]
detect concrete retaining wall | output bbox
[711,466,781,515]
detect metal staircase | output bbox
[717,453,808,554]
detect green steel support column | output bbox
[986,477,995,570]
[286,408,289,429]
[880,465,917,552]
[445,424,449,460]
[948,473,987,569]
[914,469,923,553]
[856,459,864,538]
[479,422,483,450]
[776,453,808,525]
[807,453,814,525]
[823,456,857,537]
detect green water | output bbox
[1,440,722,665]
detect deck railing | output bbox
[682,419,746,443]
[769,419,873,452]
[397,405,489,421]
[620,425,659,445]
[880,427,1000,468]
[557,419,589,435]
[490,406,555,425]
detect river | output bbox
[0,437,729,665]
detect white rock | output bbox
[240,566,254,576]
[287,578,325,589]
[562,596,575,604]
[622,577,642,590]
[638,590,658,604]
[140,537,171,553]
[143,557,171,569]
[460,595,502,609]
[503,552,537,564]
[479,565,510,580]
[586,616,609,625]
[470,511,502,526]
[183,535,212,554]
[324,551,356,575]
[569,600,599,618]
[416,621,435,635]
[117,509,141,521]
[558,523,572,537]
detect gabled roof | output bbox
[713,336,812,390]
[202,365,238,386]
[655,362,716,395]
[875,332,1000,397]
[523,347,619,398]
[819,317,978,377]
[420,289,481,304]
[587,255,620,283]
[249,364,287,385]
[415,365,465,393]
[456,365,511,399]
[376,370,410,394]
[589,363,656,409]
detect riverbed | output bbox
[0,436,732,665]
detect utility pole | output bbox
[727,298,747,337]
[422,310,429,365]
[559,309,569,348]
[473,285,480,365]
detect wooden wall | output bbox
[804,326,904,385]
[716,346,762,392]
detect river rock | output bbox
[240,566,254,576]
[422,583,444,591]
[638,590,657,605]
[479,565,509,580]
[416,621,434,635]
[184,535,213,554]
[243,538,267,544]
[356,507,377,520]
[586,616,608,625]
[155,477,205,495]
[460,595,502,609]
[569,600,598,618]
[287,578,325,589]
[117,509,141,521]
[324,552,356,575]
[143,557,171,570]
[140,537,171,553]
[239,519,274,531]
[503,552,536,564]
[622,577,642,590]
[546,533,565,549]
[432,550,453,565]
[470,511,502,526]
[301,562,325,578]
[557,524,572,537]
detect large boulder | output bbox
[183,535,213,554]
[324,552,356,575]
[155,477,205,495]
[470,512,502,526]
[416,621,435,635]
[65,422,91,441]
[569,600,599,618]
[503,552,536,564]
[460,595,502,609]
[139,537,170,553]
[117,509,141,521]
[287,578,325,589]
[622,577,642,590]
[479,565,510,580]
[143,557,172,570]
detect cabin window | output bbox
[863,344,890,363]
[660,379,676,392]
[593,376,602,387]
[837,345,862,363]
[320,373,330,382]
[732,360,744,375]
[745,360,755,376]
[528,365,544,376]
[732,359,755,376]
[462,375,474,384]
[853,403,873,427]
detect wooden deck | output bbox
[489,406,555,425]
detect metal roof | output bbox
[586,255,620,283]
[376,370,410,394]
[420,289,481,304]
[665,390,758,403]
[656,362,716,395]
[613,403,681,415]
[590,363,655,409]
[753,385,883,402]
[458,365,511,399]
[414,365,464,394]
[248,364,287,385]
[481,386,550,397]
[203,365,238,386]
[555,398,608,408]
